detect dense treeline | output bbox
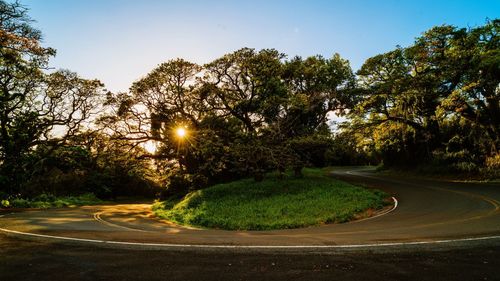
[347,20,500,175]
[106,48,354,195]
[0,1,498,201]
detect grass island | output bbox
[153,168,389,230]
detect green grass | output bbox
[1,193,103,209]
[152,168,389,230]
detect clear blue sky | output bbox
[22,0,500,93]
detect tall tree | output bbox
[351,19,500,167]
[203,48,286,134]
[0,1,105,192]
[438,20,500,153]
[281,54,355,137]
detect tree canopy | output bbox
[1,0,498,200]
[350,19,499,172]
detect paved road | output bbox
[2,167,500,280]
[1,167,499,249]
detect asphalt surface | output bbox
[1,167,499,248]
[1,167,500,280]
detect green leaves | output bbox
[0,1,107,194]
[119,47,355,186]
[350,19,500,168]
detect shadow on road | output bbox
[1,233,499,281]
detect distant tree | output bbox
[281,54,355,137]
[278,54,355,175]
[106,59,233,190]
[109,49,357,185]
[118,59,209,175]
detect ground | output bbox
[1,234,500,281]
[153,168,388,230]
[1,167,499,280]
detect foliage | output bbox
[484,153,500,178]
[347,19,500,173]
[0,0,108,195]
[1,199,9,208]
[101,45,356,191]
[326,130,376,166]
[287,134,333,168]
[1,193,102,209]
[152,168,388,230]
[2,1,498,201]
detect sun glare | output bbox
[144,141,157,154]
[176,127,187,138]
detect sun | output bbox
[176,127,187,138]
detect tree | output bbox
[354,47,428,165]
[0,1,106,193]
[438,20,500,153]
[277,54,354,175]
[350,19,499,168]
[123,59,209,174]
[109,59,231,190]
[203,48,287,134]
[281,54,355,137]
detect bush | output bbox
[161,171,209,198]
[1,199,9,208]
[2,141,160,199]
[5,193,102,209]
[486,154,500,169]
[33,193,56,202]
[10,198,30,208]
[452,161,479,174]
[484,154,500,178]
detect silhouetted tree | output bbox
[0,0,107,194]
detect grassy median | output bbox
[152,168,388,230]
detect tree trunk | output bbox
[253,171,264,182]
[293,165,303,178]
[277,166,286,180]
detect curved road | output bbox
[1,167,500,249]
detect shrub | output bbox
[5,193,102,209]
[10,198,30,208]
[452,161,479,174]
[1,199,9,208]
[161,171,209,198]
[484,154,500,178]
[485,154,500,169]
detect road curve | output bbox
[1,167,500,249]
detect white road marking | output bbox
[348,197,398,224]
[93,212,149,232]
[0,171,497,250]
[0,226,499,249]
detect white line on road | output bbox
[1,226,499,249]
[348,197,398,224]
[93,212,149,232]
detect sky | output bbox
[22,0,500,93]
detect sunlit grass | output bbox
[152,168,388,230]
[2,193,103,209]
